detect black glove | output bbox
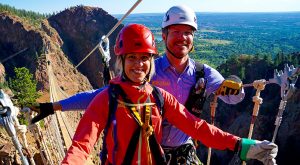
[31,103,54,124]
[216,75,242,96]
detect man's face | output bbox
[163,24,194,58]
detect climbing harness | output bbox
[100,84,166,165]
[0,89,29,165]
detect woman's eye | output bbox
[128,56,136,60]
[141,56,150,61]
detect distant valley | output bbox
[116,12,300,66]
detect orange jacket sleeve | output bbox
[62,88,109,164]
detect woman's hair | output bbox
[115,55,156,82]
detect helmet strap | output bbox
[145,56,153,82]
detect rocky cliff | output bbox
[48,6,122,88]
[0,10,92,95]
[0,6,121,164]
[197,57,300,165]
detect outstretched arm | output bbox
[62,88,109,164]
[204,65,245,104]
[59,87,106,111]
[31,87,106,123]
[162,88,277,165]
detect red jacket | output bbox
[62,77,239,165]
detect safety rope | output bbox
[14,117,36,165]
[75,0,143,69]
[0,90,30,165]
[0,47,28,63]
[23,107,54,165]
[0,112,29,165]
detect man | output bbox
[32,5,245,164]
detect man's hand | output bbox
[216,75,242,96]
[31,103,54,124]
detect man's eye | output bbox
[185,31,193,36]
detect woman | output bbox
[62,24,277,165]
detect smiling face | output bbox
[124,53,152,84]
[163,24,194,59]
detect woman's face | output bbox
[124,53,152,84]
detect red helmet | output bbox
[114,24,158,56]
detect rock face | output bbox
[0,6,122,165]
[48,6,123,88]
[197,58,300,165]
[0,5,125,93]
[0,12,43,77]
[0,10,93,94]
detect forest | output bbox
[117,12,300,67]
[1,3,300,77]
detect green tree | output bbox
[9,67,40,107]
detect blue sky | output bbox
[1,0,300,14]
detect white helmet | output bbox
[162,5,197,30]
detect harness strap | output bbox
[118,85,166,164]
[100,85,119,164]
[151,85,164,116]
[149,131,167,165]
[185,62,206,117]
[117,99,155,107]
[120,97,154,164]
[122,127,141,165]
[103,84,166,164]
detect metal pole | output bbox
[271,65,299,142]
[242,79,266,165]
[207,94,218,165]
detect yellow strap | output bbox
[117,99,155,107]
[143,105,153,137]
[144,105,152,165]
[119,99,154,164]
[131,106,143,126]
